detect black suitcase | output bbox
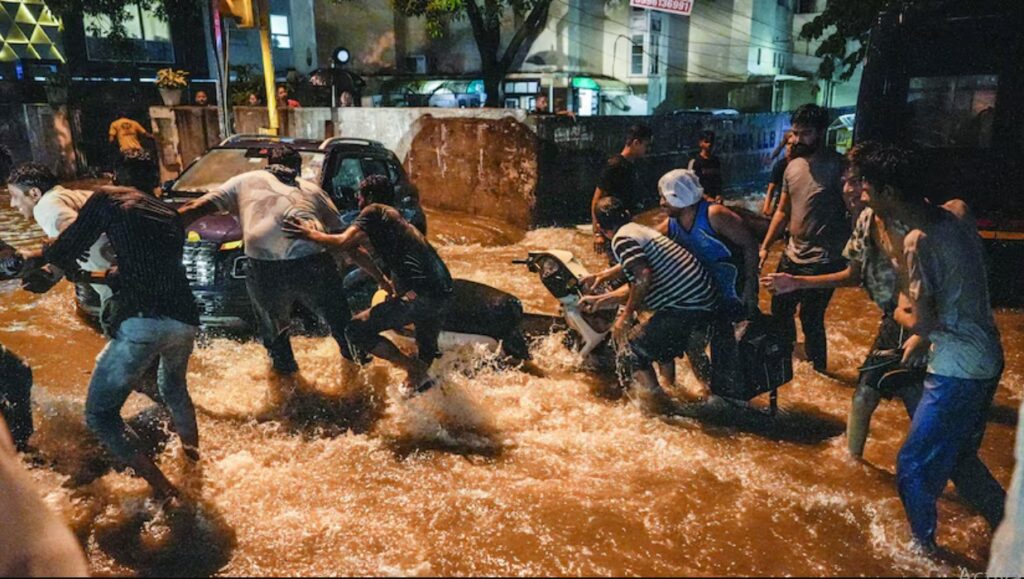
[713,314,793,413]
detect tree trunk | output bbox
[464,0,552,108]
[482,60,504,108]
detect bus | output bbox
[854,0,1024,305]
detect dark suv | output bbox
[76,135,425,330]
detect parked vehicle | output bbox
[855,1,1024,305]
[76,135,426,331]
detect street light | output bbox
[329,46,350,137]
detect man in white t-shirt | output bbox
[179,145,354,374]
[6,163,114,302]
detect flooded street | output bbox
[1,192,1021,576]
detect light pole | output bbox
[330,46,350,138]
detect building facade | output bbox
[312,0,860,114]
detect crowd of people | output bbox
[582,104,1008,555]
[0,101,1015,565]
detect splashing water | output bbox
[1,195,1020,575]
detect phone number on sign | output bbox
[631,0,694,13]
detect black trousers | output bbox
[246,252,352,373]
[347,292,451,363]
[770,255,846,372]
[0,343,33,450]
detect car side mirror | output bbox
[161,180,174,194]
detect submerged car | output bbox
[76,135,426,331]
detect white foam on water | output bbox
[0,208,1016,575]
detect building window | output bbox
[270,15,291,49]
[906,75,999,148]
[630,35,644,76]
[83,3,173,62]
[648,15,662,75]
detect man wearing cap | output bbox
[654,168,761,393]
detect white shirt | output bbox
[201,170,342,261]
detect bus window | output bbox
[905,74,998,148]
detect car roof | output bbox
[217,135,393,154]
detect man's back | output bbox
[612,222,717,312]
[353,203,452,297]
[43,187,198,327]
[202,169,341,261]
[108,118,147,152]
[33,186,112,274]
[784,151,849,265]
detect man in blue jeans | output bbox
[877,157,1006,552]
[15,165,201,499]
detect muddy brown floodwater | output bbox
[0,192,1021,576]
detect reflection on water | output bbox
[1,191,1021,575]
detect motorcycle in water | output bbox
[513,250,617,367]
[516,249,794,415]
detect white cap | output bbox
[658,169,703,208]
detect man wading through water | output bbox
[284,175,454,396]
[579,196,718,413]
[759,104,850,373]
[13,160,201,499]
[179,145,357,375]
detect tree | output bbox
[798,0,1015,83]
[389,0,552,107]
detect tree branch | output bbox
[499,0,550,70]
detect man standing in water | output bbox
[591,124,652,260]
[883,161,1006,554]
[654,168,760,395]
[759,104,849,373]
[579,196,718,411]
[15,168,201,499]
[179,145,353,375]
[284,175,453,396]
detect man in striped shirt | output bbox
[579,197,718,409]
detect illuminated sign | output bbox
[630,0,694,17]
[0,0,65,62]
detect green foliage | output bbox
[379,0,553,105]
[227,64,263,106]
[798,0,962,82]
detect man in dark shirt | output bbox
[591,124,652,257]
[688,130,723,203]
[17,175,200,499]
[284,175,453,396]
[762,138,792,217]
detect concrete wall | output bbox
[177,106,539,227]
[156,106,807,228]
[149,106,222,184]
[0,104,81,179]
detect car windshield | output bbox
[172,148,325,195]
